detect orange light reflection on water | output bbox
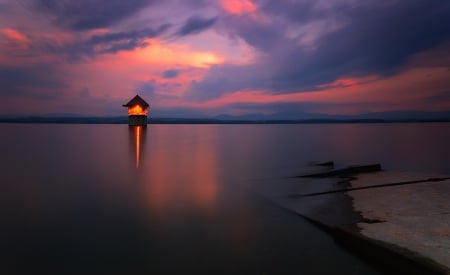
[134,126,142,168]
[140,127,219,216]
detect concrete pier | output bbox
[254,164,450,274]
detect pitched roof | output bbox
[122,95,150,107]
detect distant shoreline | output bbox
[1,117,450,124]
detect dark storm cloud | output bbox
[260,0,317,23]
[180,0,210,8]
[162,69,180,78]
[29,0,158,30]
[0,65,65,99]
[187,0,450,101]
[176,16,218,36]
[271,0,450,91]
[43,24,170,59]
[219,15,288,53]
[85,24,170,54]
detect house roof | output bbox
[122,95,150,107]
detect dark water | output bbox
[1,123,449,274]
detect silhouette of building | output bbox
[123,95,150,126]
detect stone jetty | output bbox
[253,163,450,274]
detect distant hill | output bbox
[213,110,450,122]
[349,110,450,120]
[1,110,449,124]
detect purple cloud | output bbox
[186,0,450,101]
[175,16,218,36]
[28,0,159,30]
[162,69,180,79]
[0,64,66,99]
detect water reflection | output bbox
[129,126,145,168]
[3,124,421,274]
[133,126,220,216]
[139,126,219,216]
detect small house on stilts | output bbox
[123,95,150,126]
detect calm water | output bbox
[1,123,450,274]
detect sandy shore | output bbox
[254,164,450,274]
[350,171,450,273]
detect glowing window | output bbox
[128,104,148,116]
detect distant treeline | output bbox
[1,116,450,124]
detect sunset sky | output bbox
[1,0,450,117]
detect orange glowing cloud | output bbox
[168,65,450,115]
[0,29,76,67]
[221,0,257,15]
[0,28,30,64]
[1,28,28,43]
[326,78,359,88]
[120,39,224,68]
[59,37,223,107]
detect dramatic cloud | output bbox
[1,28,28,43]
[176,16,218,37]
[271,0,450,88]
[27,0,158,30]
[1,0,450,117]
[221,0,257,15]
[64,25,171,58]
[186,0,450,101]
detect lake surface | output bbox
[1,123,449,274]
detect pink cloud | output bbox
[1,1,449,118]
[165,65,450,115]
[221,0,257,15]
[1,28,28,43]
